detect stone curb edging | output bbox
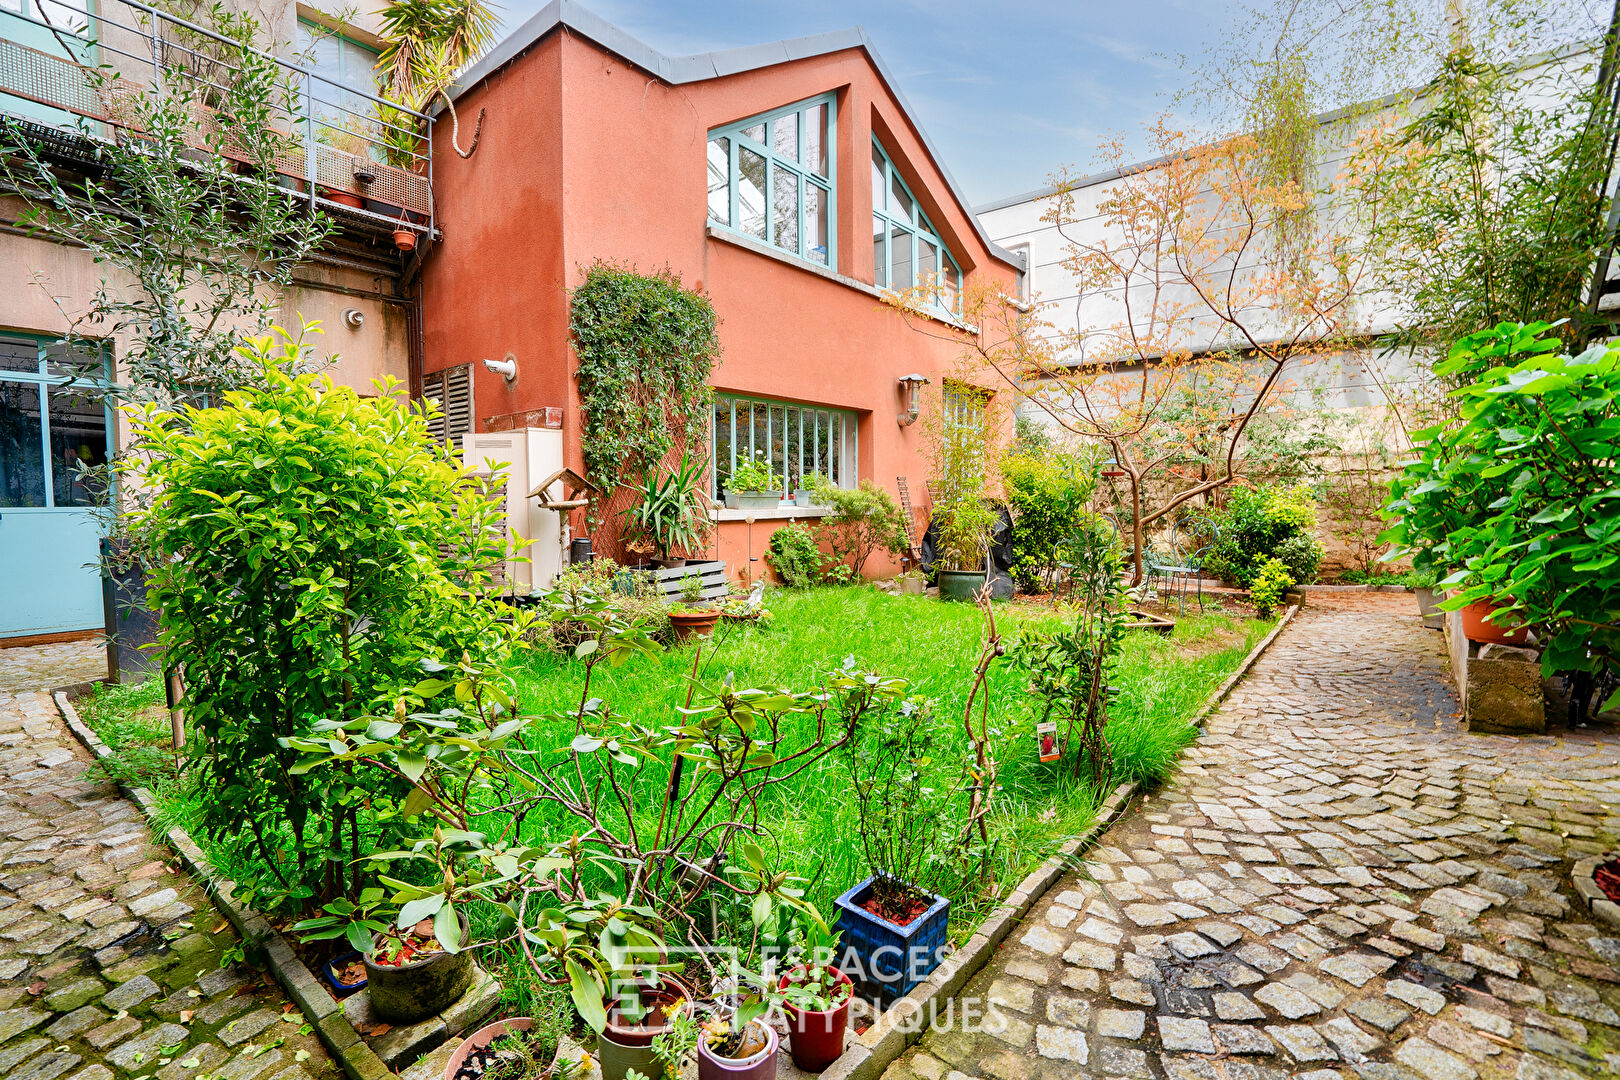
[1572,854,1620,930]
[819,602,1301,1080]
[54,690,395,1080]
[1297,584,1411,593]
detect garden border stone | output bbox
[1571,854,1620,930]
[819,603,1300,1080]
[54,689,395,1080]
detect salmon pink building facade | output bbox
[421,1,1024,581]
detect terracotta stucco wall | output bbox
[422,31,1018,581]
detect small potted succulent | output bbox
[669,571,721,641]
[726,453,784,511]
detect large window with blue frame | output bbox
[707,94,835,268]
[871,139,962,319]
[0,334,110,510]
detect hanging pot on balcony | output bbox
[393,228,418,252]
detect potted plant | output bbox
[622,455,713,570]
[596,974,694,1080]
[445,1017,574,1080]
[931,492,995,601]
[323,951,368,999]
[794,471,826,508]
[1460,597,1531,646]
[364,915,476,1024]
[832,704,958,1006]
[393,211,419,253]
[1409,567,1443,629]
[726,452,784,510]
[895,569,926,596]
[775,962,853,1073]
[669,571,721,640]
[652,1000,778,1080]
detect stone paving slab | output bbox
[0,651,336,1079]
[884,594,1620,1080]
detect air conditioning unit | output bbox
[462,428,566,594]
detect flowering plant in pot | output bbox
[725,452,784,510]
[651,1000,777,1080]
[832,700,964,1006]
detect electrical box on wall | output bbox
[462,428,566,593]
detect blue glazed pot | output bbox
[832,876,949,1006]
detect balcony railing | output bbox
[0,0,434,234]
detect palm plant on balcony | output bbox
[375,0,501,160]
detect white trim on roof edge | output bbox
[438,0,1021,272]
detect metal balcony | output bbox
[0,0,435,237]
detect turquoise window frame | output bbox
[0,331,113,510]
[871,138,963,319]
[706,92,837,269]
[711,393,858,502]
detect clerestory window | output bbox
[707,94,835,268]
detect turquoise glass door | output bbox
[0,334,110,639]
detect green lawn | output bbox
[78,586,1272,996]
[507,586,1272,931]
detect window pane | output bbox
[807,185,828,265]
[0,381,46,508]
[738,147,767,239]
[890,224,913,288]
[871,144,886,212]
[741,121,766,144]
[890,171,913,225]
[772,114,798,162]
[805,103,827,176]
[48,386,106,506]
[707,137,730,225]
[918,240,937,292]
[752,404,770,484]
[872,215,887,288]
[772,166,799,254]
[0,338,39,374]
[42,338,101,380]
[943,262,961,313]
[714,399,732,497]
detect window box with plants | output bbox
[725,453,786,510]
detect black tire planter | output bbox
[365,916,475,1024]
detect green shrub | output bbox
[1249,559,1295,617]
[1203,484,1324,587]
[532,560,670,649]
[118,325,523,912]
[767,523,824,588]
[1382,322,1620,675]
[810,478,908,577]
[1001,448,1098,593]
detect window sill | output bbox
[704,225,975,333]
[710,506,834,523]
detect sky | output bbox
[487,0,1248,207]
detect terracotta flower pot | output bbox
[596,975,692,1080]
[321,188,365,209]
[777,965,852,1073]
[393,228,418,252]
[697,1019,777,1080]
[669,609,720,641]
[1460,599,1529,646]
[444,1016,541,1080]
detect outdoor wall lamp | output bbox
[483,353,518,386]
[897,373,930,427]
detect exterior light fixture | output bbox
[483,353,518,385]
[897,373,930,427]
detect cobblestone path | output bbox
[0,649,334,1080]
[886,594,1620,1080]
